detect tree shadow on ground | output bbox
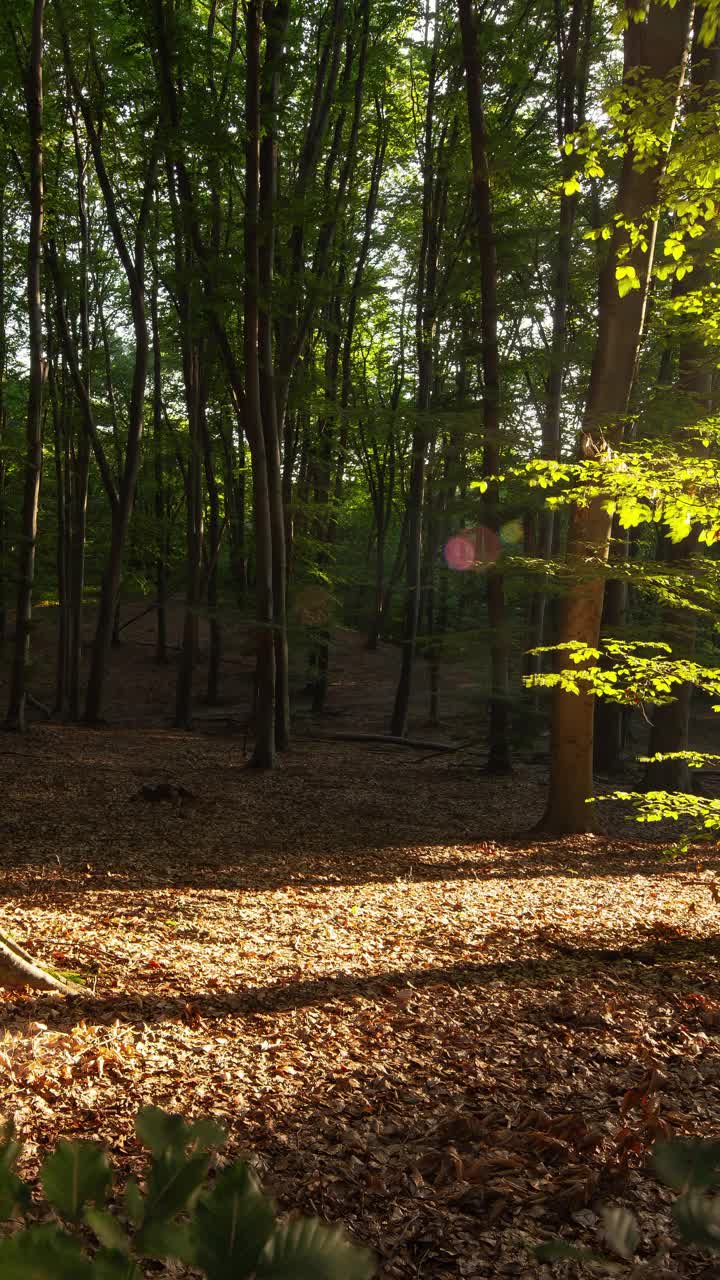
[14,934,720,1029]
[1,839,715,900]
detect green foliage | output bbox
[525,638,720,705]
[536,1136,720,1269]
[0,1107,374,1280]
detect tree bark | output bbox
[244,0,276,767]
[540,0,693,834]
[391,17,439,738]
[527,0,593,667]
[56,0,158,724]
[6,0,46,733]
[0,930,75,994]
[458,0,511,774]
[644,15,719,793]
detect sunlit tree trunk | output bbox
[540,0,693,834]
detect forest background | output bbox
[2,1,720,1274]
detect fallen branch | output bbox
[118,602,159,634]
[307,732,461,752]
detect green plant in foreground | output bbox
[536,1136,720,1269]
[0,1106,374,1279]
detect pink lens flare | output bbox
[444,526,501,572]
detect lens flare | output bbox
[444,526,501,572]
[500,519,523,548]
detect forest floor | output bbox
[0,606,720,1278]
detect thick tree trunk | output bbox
[6,0,46,733]
[644,17,719,794]
[539,0,692,834]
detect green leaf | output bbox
[188,1117,226,1151]
[0,1223,93,1279]
[673,1191,720,1250]
[259,1219,374,1280]
[654,1138,720,1192]
[0,1123,30,1218]
[40,1140,111,1220]
[193,1162,275,1280]
[140,1219,195,1263]
[123,1178,144,1227]
[85,1208,131,1254]
[135,1106,190,1156]
[144,1151,210,1222]
[90,1248,143,1280]
[534,1240,598,1262]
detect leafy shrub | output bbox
[0,1106,374,1279]
[536,1136,720,1268]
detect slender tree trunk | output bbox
[244,0,276,767]
[0,160,8,650]
[220,417,247,604]
[540,0,692,834]
[459,0,511,773]
[527,0,593,667]
[7,0,46,732]
[67,427,89,721]
[56,0,158,724]
[175,347,205,729]
[259,1,291,748]
[391,21,439,738]
[150,255,167,662]
[202,397,222,705]
[46,314,68,714]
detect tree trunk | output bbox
[458,0,511,774]
[391,19,439,738]
[202,396,222,706]
[6,0,46,733]
[150,253,168,663]
[244,0,276,767]
[644,15,719,794]
[593,557,628,774]
[539,0,692,834]
[56,0,158,724]
[527,0,593,669]
[0,929,75,994]
[0,157,8,650]
[175,347,205,729]
[47,319,69,715]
